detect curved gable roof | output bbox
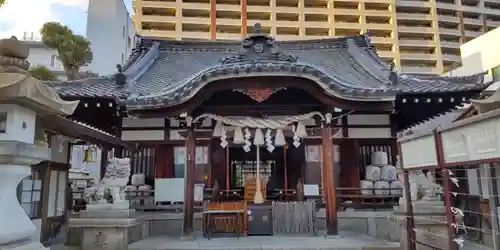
[48,30,487,109]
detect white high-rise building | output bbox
[86,0,136,76]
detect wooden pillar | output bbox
[182,128,196,237]
[321,124,338,235]
[100,147,109,179]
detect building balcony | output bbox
[462,17,483,26]
[438,28,461,36]
[274,20,302,27]
[303,21,331,28]
[181,2,211,10]
[487,20,500,27]
[217,4,241,11]
[371,37,394,44]
[141,15,178,23]
[216,18,241,26]
[364,10,393,17]
[400,52,438,60]
[398,26,435,34]
[398,39,435,47]
[465,30,483,37]
[181,31,211,40]
[183,17,211,25]
[439,40,461,48]
[396,0,432,8]
[400,66,439,74]
[434,3,458,10]
[216,33,242,40]
[142,0,177,8]
[333,9,362,15]
[437,15,459,23]
[397,13,433,21]
[441,54,461,62]
[334,22,363,29]
[303,8,330,14]
[141,29,177,38]
[364,23,393,30]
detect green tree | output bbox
[29,65,58,81]
[40,22,93,80]
[0,0,5,7]
[79,70,99,79]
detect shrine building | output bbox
[49,24,489,237]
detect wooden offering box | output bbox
[203,201,247,238]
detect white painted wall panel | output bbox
[121,130,164,141]
[441,116,500,164]
[122,118,164,127]
[347,114,390,125]
[401,135,438,169]
[348,128,391,138]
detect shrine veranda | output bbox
[49,25,490,238]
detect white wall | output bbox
[86,0,136,76]
[442,26,500,82]
[70,145,102,180]
[21,41,66,80]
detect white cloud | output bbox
[0,0,88,39]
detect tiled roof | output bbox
[48,29,487,109]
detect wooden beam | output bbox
[321,125,338,235]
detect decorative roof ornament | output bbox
[220,23,298,64]
[115,64,126,87]
[388,62,398,85]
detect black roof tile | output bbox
[49,28,487,109]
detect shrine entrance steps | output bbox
[128,231,400,250]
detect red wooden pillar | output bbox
[155,145,173,179]
[182,128,196,237]
[321,124,338,235]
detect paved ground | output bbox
[128,231,400,250]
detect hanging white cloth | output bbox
[274,128,286,146]
[233,127,245,144]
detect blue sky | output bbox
[0,0,133,39]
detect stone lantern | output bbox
[0,37,79,249]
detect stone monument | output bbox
[69,157,138,250]
[0,37,79,249]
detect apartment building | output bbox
[132,0,500,75]
[87,0,136,76]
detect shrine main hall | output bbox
[50,24,488,238]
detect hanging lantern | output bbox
[212,121,223,137]
[233,127,245,144]
[295,121,308,138]
[253,128,265,146]
[83,148,94,162]
[274,128,286,146]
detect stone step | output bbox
[129,233,400,250]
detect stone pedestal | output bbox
[0,141,50,249]
[69,205,138,250]
[394,201,450,250]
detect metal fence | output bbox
[400,135,500,250]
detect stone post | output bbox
[69,207,138,250]
[394,201,451,250]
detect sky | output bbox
[0,0,133,39]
